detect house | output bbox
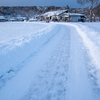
[9,17,17,21]
[29,18,37,22]
[62,13,86,22]
[41,9,86,22]
[16,17,26,21]
[0,16,5,22]
[41,9,69,21]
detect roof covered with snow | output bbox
[41,9,68,17]
[0,16,5,19]
[69,13,85,16]
[17,17,26,19]
[29,18,37,21]
[63,13,85,17]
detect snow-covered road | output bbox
[0,22,100,100]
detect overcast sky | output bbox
[0,0,83,8]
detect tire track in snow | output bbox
[66,24,100,89]
[21,25,71,100]
[72,23,100,95]
[64,24,100,100]
[0,25,69,100]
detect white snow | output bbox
[66,22,100,87]
[0,16,5,19]
[41,10,68,17]
[64,13,85,16]
[0,22,100,100]
[0,22,56,83]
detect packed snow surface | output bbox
[0,22,100,100]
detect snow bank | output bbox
[0,22,57,88]
[68,23,100,87]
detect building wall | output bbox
[70,16,80,22]
[42,15,62,21]
[0,19,5,22]
[62,15,86,22]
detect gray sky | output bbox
[0,0,83,8]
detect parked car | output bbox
[46,20,50,23]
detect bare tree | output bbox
[77,0,99,22]
[94,3,100,21]
[66,5,70,9]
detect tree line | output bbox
[77,0,100,21]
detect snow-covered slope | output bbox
[0,22,100,100]
[0,22,56,87]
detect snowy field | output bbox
[0,22,100,100]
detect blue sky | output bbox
[0,0,83,8]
